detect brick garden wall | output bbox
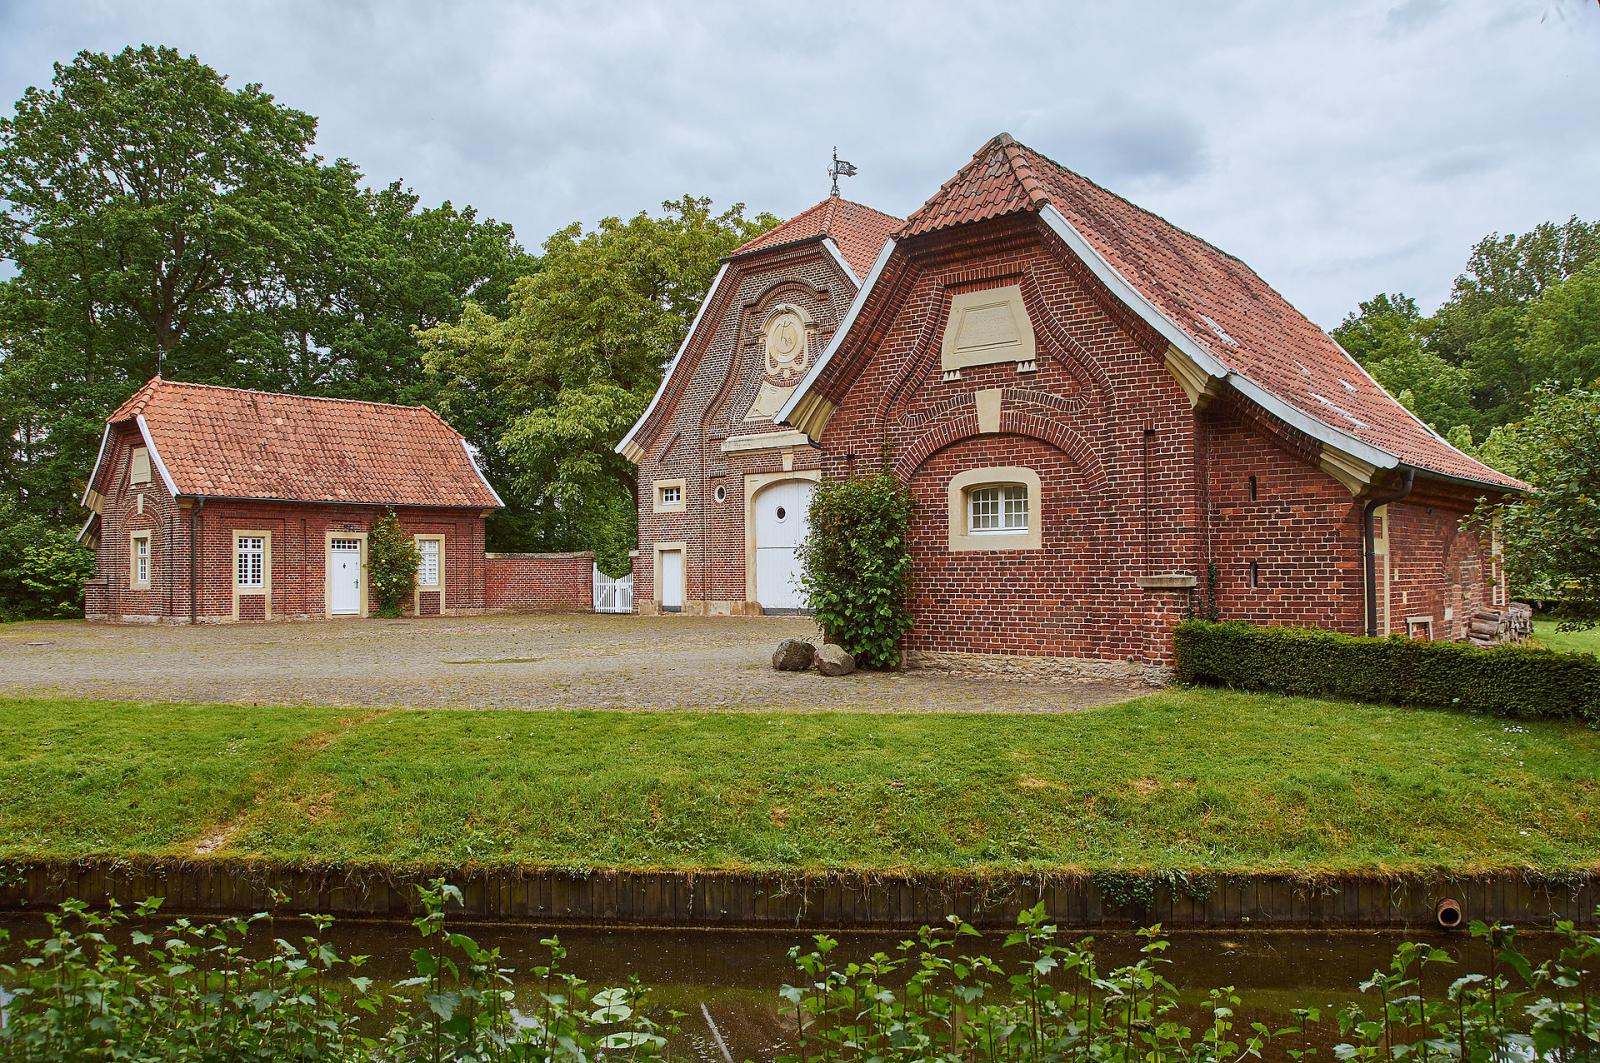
[483,552,594,612]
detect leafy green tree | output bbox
[367,510,419,618]
[1475,386,1600,626]
[1431,217,1600,430]
[0,45,530,590]
[1519,261,1600,392]
[420,196,775,563]
[798,474,915,669]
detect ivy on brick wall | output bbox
[798,473,914,669]
[368,510,419,618]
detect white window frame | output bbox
[947,466,1042,551]
[231,530,273,621]
[129,531,151,590]
[967,483,1030,535]
[416,537,442,590]
[236,535,266,590]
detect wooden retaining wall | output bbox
[3,860,1596,930]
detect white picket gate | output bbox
[592,565,634,613]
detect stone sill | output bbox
[1136,574,1198,590]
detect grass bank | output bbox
[1,690,1596,875]
[1535,620,1600,657]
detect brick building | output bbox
[79,377,590,622]
[617,196,902,615]
[625,134,1527,677]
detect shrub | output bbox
[797,472,914,669]
[367,509,419,618]
[1175,620,1600,723]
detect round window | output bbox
[714,484,726,503]
[775,506,787,521]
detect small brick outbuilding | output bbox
[78,377,511,622]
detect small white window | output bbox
[236,536,265,589]
[968,484,1029,534]
[417,539,441,589]
[660,485,681,505]
[130,532,150,589]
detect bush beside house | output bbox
[797,473,913,670]
[1175,620,1600,723]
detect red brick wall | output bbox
[1386,489,1495,640]
[631,241,850,612]
[483,552,594,612]
[89,428,490,623]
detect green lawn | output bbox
[1534,620,1600,657]
[1,691,1596,876]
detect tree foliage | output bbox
[366,510,419,618]
[0,46,530,546]
[1474,387,1600,626]
[420,196,776,571]
[798,474,915,669]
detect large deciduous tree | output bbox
[420,196,775,567]
[0,45,529,583]
[1331,292,1475,434]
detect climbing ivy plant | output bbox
[367,509,419,618]
[797,473,914,669]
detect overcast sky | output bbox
[2,0,1597,326]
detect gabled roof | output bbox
[786,133,1524,494]
[730,196,903,280]
[89,377,502,508]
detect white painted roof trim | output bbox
[775,238,896,427]
[134,414,182,497]
[74,512,98,544]
[820,237,863,288]
[460,438,505,507]
[79,424,112,507]
[1037,204,1398,473]
[616,262,731,456]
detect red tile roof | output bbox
[902,134,1526,492]
[731,197,902,280]
[102,377,501,507]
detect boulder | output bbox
[772,638,816,671]
[815,643,856,676]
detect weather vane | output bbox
[828,147,858,198]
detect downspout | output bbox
[1362,468,1414,637]
[189,495,207,625]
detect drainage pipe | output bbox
[189,495,207,625]
[1362,468,1414,637]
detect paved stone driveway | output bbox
[0,614,1146,712]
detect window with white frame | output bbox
[660,484,681,505]
[417,538,441,589]
[130,532,150,588]
[968,484,1029,534]
[236,536,265,589]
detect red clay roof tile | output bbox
[902,134,1526,492]
[104,377,500,508]
[731,197,902,280]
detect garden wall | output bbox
[483,551,594,612]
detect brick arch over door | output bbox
[893,408,1107,493]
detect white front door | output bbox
[328,538,362,615]
[754,479,815,612]
[659,548,684,612]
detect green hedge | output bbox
[1174,620,1600,723]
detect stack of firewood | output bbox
[1466,602,1533,647]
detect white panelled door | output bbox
[328,538,362,615]
[658,549,684,612]
[754,479,816,612]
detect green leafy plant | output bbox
[17,533,96,618]
[797,472,914,669]
[1175,619,1600,723]
[367,509,419,618]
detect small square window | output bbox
[661,485,681,505]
